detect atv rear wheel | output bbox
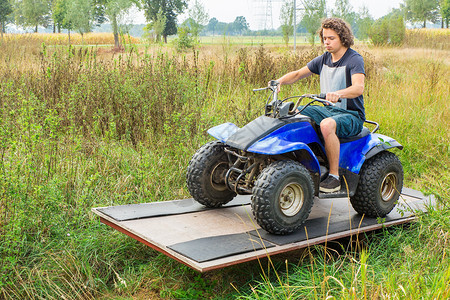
[186,141,236,208]
[350,151,403,217]
[252,160,314,235]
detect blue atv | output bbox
[186,80,404,235]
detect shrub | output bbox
[369,18,389,45]
[389,16,406,46]
[172,26,196,51]
[369,16,406,46]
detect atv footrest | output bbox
[318,187,352,199]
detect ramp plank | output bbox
[92,188,434,272]
[168,233,275,263]
[250,192,429,246]
[96,195,250,221]
[250,212,403,246]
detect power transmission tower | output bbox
[254,0,275,30]
[253,0,308,51]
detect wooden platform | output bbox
[92,188,434,272]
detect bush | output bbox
[369,16,406,46]
[389,16,406,46]
[369,18,389,45]
[172,26,196,51]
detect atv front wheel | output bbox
[252,160,314,235]
[350,151,403,217]
[186,141,236,208]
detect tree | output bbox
[213,20,229,35]
[142,0,187,43]
[206,17,218,35]
[14,0,51,32]
[353,6,373,40]
[280,0,294,46]
[53,0,71,33]
[0,0,13,38]
[65,0,93,43]
[441,0,450,27]
[232,16,248,35]
[142,7,165,42]
[186,0,208,37]
[103,0,137,48]
[405,0,440,28]
[92,0,107,25]
[300,0,326,45]
[332,0,354,24]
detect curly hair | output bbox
[319,18,354,48]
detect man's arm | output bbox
[326,73,365,103]
[276,66,313,88]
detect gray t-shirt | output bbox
[307,48,365,120]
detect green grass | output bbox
[0,38,449,299]
[234,206,450,299]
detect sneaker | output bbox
[320,175,341,193]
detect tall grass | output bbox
[1,32,141,46]
[237,208,450,299]
[404,28,450,50]
[0,36,448,299]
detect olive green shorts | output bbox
[300,105,364,138]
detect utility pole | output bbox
[294,0,296,51]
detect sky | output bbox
[171,0,404,30]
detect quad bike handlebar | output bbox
[253,83,380,133]
[254,82,340,118]
[303,93,338,107]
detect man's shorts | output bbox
[299,105,364,138]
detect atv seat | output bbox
[339,127,371,143]
[304,114,371,144]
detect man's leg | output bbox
[320,118,340,176]
[319,118,341,192]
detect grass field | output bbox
[0,33,449,299]
[1,32,141,46]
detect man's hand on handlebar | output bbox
[325,92,342,104]
[267,80,281,92]
[312,92,342,105]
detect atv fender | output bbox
[342,133,403,174]
[363,133,403,160]
[249,140,320,174]
[207,123,239,143]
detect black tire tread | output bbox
[186,141,236,208]
[251,160,314,235]
[350,151,403,217]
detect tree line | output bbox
[0,0,449,45]
[278,0,449,46]
[0,0,189,45]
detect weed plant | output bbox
[0,37,448,299]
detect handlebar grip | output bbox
[253,87,268,91]
[269,80,279,87]
[314,93,342,102]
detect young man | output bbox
[275,17,365,193]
